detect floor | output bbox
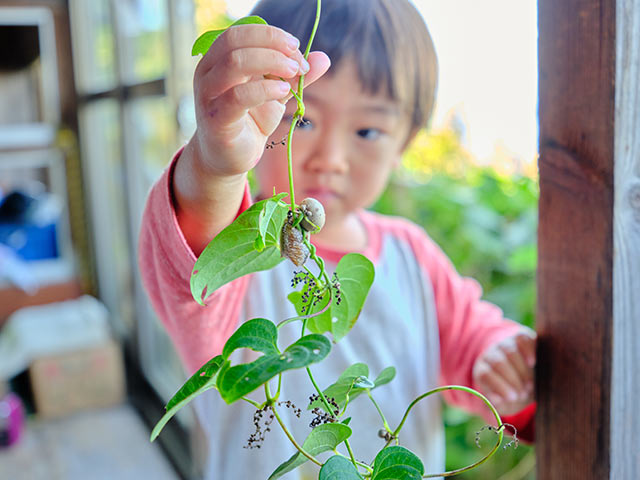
[0,404,180,480]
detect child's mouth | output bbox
[304,188,338,204]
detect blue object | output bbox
[0,223,58,260]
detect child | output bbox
[139,0,536,478]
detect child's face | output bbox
[255,59,412,231]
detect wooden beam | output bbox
[612,0,640,476]
[537,0,615,478]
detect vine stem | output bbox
[286,0,321,211]
[366,391,392,433]
[265,383,323,467]
[388,385,505,478]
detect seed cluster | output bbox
[245,401,305,449]
[331,272,342,306]
[290,270,326,310]
[308,394,339,428]
[279,399,302,418]
[265,119,311,149]
[290,270,314,289]
[245,406,275,449]
[265,137,286,149]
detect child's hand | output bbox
[472,328,536,416]
[192,24,331,177]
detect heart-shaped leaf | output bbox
[268,423,352,479]
[309,363,368,411]
[310,363,395,413]
[217,334,331,403]
[319,456,364,480]
[288,254,374,340]
[150,355,224,441]
[371,446,424,480]
[374,367,396,388]
[192,16,268,56]
[222,318,279,359]
[191,194,289,305]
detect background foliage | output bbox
[373,127,538,479]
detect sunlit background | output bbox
[0,1,537,479]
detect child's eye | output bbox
[282,115,314,130]
[356,128,382,141]
[297,117,313,130]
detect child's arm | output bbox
[172,24,330,255]
[138,25,329,371]
[397,218,535,435]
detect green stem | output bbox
[366,391,392,433]
[276,373,283,399]
[286,118,297,210]
[343,439,362,473]
[265,383,323,467]
[306,366,334,415]
[286,0,321,211]
[305,365,362,473]
[302,0,322,60]
[241,396,262,409]
[389,385,505,478]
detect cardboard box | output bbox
[29,340,125,418]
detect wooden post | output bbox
[612,0,640,477]
[538,0,640,477]
[537,0,615,478]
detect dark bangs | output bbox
[251,0,438,131]
[252,0,391,96]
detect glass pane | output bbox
[69,0,117,93]
[126,95,176,195]
[115,0,170,84]
[78,99,135,333]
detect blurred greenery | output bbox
[373,127,538,479]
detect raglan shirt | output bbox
[139,151,535,480]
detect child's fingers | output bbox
[198,24,302,75]
[207,79,291,127]
[248,100,287,138]
[474,354,525,402]
[476,367,521,406]
[514,329,537,368]
[268,51,332,105]
[499,340,532,386]
[198,48,309,100]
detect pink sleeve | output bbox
[397,220,535,435]
[137,148,252,374]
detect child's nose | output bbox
[305,136,349,175]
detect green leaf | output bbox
[310,363,368,411]
[191,195,289,305]
[306,253,374,341]
[374,367,396,388]
[191,16,268,56]
[371,446,424,480]
[310,363,394,413]
[268,424,352,479]
[254,192,287,252]
[222,318,279,359]
[150,355,224,441]
[217,334,331,403]
[319,456,364,480]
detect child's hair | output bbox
[251,0,439,134]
